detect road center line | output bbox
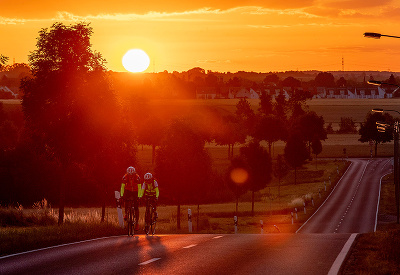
[183,244,197,249]
[213,236,223,239]
[138,258,161,265]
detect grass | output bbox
[0,159,348,256]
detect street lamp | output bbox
[367,80,400,94]
[364,32,400,39]
[372,108,400,224]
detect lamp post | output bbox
[364,32,400,39]
[372,109,400,224]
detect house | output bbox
[0,85,18,99]
[235,88,260,99]
[196,87,218,99]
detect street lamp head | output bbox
[372,108,384,113]
[364,32,382,39]
[367,80,382,86]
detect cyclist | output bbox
[121,166,141,231]
[139,172,159,230]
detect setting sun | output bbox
[122,49,150,73]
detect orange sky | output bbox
[2,0,400,73]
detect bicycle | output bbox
[125,199,137,236]
[144,196,158,235]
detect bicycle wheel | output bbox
[132,207,136,235]
[151,209,157,235]
[127,208,133,236]
[145,208,151,235]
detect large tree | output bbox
[21,22,119,224]
[155,118,212,229]
[284,132,309,185]
[253,114,287,156]
[294,111,327,155]
[239,141,272,216]
[359,112,394,157]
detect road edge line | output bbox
[296,160,354,233]
[0,235,122,260]
[327,233,358,275]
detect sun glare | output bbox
[122,49,150,73]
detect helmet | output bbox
[144,172,153,180]
[127,166,136,175]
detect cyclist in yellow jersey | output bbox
[120,166,141,231]
[139,173,159,228]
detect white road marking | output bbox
[213,236,224,239]
[138,258,161,265]
[328,234,358,275]
[183,244,197,249]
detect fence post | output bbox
[188,209,192,233]
[260,220,264,234]
[303,202,306,214]
[291,212,294,224]
[234,216,238,234]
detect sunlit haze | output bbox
[2,0,400,72]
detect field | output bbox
[1,98,400,272]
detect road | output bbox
[298,158,391,234]
[0,158,390,275]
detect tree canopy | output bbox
[21,22,121,224]
[359,112,394,157]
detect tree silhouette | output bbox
[155,118,212,230]
[0,54,8,70]
[359,112,394,157]
[213,115,246,158]
[294,111,327,154]
[284,132,309,185]
[253,114,287,156]
[311,138,322,169]
[240,141,272,216]
[315,72,335,87]
[227,157,250,215]
[21,22,115,224]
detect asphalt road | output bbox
[1,234,352,275]
[0,158,389,275]
[298,158,391,234]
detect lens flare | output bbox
[230,168,249,185]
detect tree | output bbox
[236,98,255,133]
[274,154,289,197]
[282,76,301,89]
[155,118,212,229]
[253,114,287,156]
[294,111,327,154]
[21,22,116,224]
[338,117,357,134]
[315,72,335,87]
[311,138,322,169]
[0,54,8,70]
[284,132,309,185]
[227,157,249,215]
[258,92,274,115]
[137,116,166,164]
[213,115,247,158]
[263,74,279,85]
[359,112,394,157]
[337,77,347,87]
[240,141,272,215]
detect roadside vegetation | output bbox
[0,159,348,256]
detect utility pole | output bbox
[394,121,399,223]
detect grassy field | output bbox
[2,98,400,271]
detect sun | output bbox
[122,49,150,73]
